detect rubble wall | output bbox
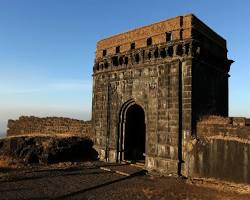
[7,116,93,138]
[188,116,250,183]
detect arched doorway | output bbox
[123,104,145,162]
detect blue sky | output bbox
[0,0,250,134]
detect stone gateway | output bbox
[7,14,250,183]
[92,14,233,175]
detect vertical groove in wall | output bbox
[105,83,111,161]
[178,60,183,175]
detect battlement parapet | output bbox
[94,40,196,73]
[96,14,226,60]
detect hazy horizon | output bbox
[0,0,250,135]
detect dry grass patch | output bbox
[0,155,17,168]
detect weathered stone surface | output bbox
[185,116,250,183]
[7,116,93,137]
[4,13,250,185]
[92,14,232,175]
[0,136,98,164]
[197,116,250,139]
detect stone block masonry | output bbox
[186,116,250,183]
[5,13,249,185]
[7,116,93,138]
[92,13,233,176]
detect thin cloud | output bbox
[2,88,40,95]
[0,79,92,95]
[48,80,92,91]
[0,79,93,133]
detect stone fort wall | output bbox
[5,14,249,184]
[186,115,250,183]
[7,116,93,138]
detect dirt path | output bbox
[0,161,249,200]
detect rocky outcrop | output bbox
[0,136,98,165]
[7,116,93,137]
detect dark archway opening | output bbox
[124,104,145,162]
